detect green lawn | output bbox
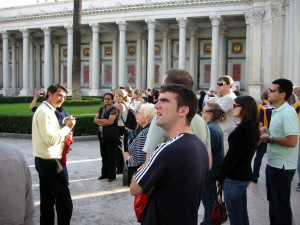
[0,103,100,116]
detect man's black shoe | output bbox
[98,175,108,180]
[252,178,258,183]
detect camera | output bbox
[111,88,114,91]
[40,91,45,96]
[148,88,153,92]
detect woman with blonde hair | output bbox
[115,89,130,174]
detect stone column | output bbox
[89,23,101,96]
[188,27,197,88]
[210,16,221,90]
[136,29,143,88]
[29,36,35,92]
[112,31,118,90]
[42,27,52,90]
[117,21,127,87]
[244,13,251,93]
[65,25,73,92]
[146,19,156,89]
[161,28,170,81]
[219,25,227,78]
[20,29,31,96]
[142,35,147,89]
[177,17,188,70]
[1,31,10,96]
[11,38,17,92]
[292,0,300,85]
[248,10,265,100]
[35,39,41,89]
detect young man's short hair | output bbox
[272,78,293,100]
[218,75,234,88]
[46,84,68,99]
[164,69,194,90]
[160,84,197,125]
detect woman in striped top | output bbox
[123,104,156,185]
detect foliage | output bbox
[0,113,98,136]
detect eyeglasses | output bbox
[217,82,227,86]
[269,88,279,93]
[202,109,212,113]
[233,104,241,108]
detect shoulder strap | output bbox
[120,102,129,124]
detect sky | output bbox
[0,0,61,9]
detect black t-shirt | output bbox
[135,133,209,225]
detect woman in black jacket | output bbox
[217,95,260,225]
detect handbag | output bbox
[102,126,119,142]
[210,187,228,225]
[134,193,149,223]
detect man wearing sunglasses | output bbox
[216,75,239,153]
[260,79,299,225]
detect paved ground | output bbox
[1,136,299,225]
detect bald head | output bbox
[163,69,194,90]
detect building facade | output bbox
[0,0,299,98]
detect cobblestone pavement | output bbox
[1,136,299,225]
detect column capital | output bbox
[90,23,100,33]
[10,37,17,45]
[219,25,227,35]
[280,0,290,16]
[177,17,188,28]
[136,29,144,39]
[161,28,170,37]
[244,12,251,25]
[20,29,30,38]
[111,31,119,39]
[42,27,52,36]
[251,10,265,23]
[187,27,198,36]
[146,19,156,29]
[64,25,73,34]
[210,15,221,26]
[1,31,9,39]
[117,21,127,31]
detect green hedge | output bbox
[0,114,98,136]
[0,96,103,105]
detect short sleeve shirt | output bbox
[142,114,211,153]
[136,133,209,225]
[267,102,299,169]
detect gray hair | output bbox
[140,104,157,121]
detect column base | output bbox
[19,88,33,96]
[89,89,102,97]
[248,83,262,101]
[3,88,20,96]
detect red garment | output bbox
[62,134,73,168]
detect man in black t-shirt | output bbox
[130,85,209,225]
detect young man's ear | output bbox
[178,106,190,118]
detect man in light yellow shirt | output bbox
[32,84,76,225]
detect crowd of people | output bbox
[0,69,299,225]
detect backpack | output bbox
[121,102,138,131]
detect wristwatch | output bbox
[268,136,273,144]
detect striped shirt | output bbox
[128,124,150,167]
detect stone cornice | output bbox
[0,0,251,23]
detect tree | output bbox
[72,0,82,100]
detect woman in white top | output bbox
[115,89,130,174]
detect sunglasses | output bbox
[233,104,241,108]
[269,88,279,93]
[217,82,227,86]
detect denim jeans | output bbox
[202,177,218,225]
[266,165,295,225]
[252,142,268,179]
[223,178,250,225]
